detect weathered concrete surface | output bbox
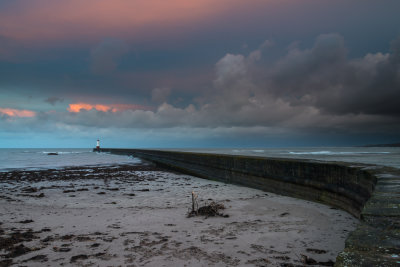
[99,148,400,266]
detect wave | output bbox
[39,151,91,155]
[287,151,391,155]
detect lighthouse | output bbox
[96,139,100,151]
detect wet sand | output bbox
[0,163,358,266]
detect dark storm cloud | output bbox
[124,35,400,133]
[268,34,400,116]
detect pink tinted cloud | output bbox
[0,0,267,43]
[0,108,36,117]
[67,103,151,113]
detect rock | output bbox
[306,248,327,254]
[7,244,31,258]
[18,219,34,224]
[61,234,74,240]
[0,259,12,266]
[41,236,54,243]
[106,188,119,191]
[70,254,88,263]
[300,254,334,266]
[21,187,37,193]
[63,190,75,193]
[24,254,48,262]
[300,254,317,265]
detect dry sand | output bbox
[0,164,358,266]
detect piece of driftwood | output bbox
[191,191,198,214]
[187,192,228,218]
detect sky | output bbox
[0,0,400,148]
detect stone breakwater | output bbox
[99,148,400,266]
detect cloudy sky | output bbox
[1,0,399,148]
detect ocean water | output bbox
[0,147,399,172]
[0,148,141,172]
[177,147,400,169]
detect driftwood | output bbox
[187,192,228,218]
[191,191,198,214]
[197,202,226,217]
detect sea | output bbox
[0,148,141,172]
[179,147,400,169]
[0,147,399,172]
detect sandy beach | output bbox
[0,163,358,266]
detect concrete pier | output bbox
[99,148,400,266]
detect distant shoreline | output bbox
[360,142,400,147]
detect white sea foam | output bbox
[40,151,91,154]
[288,151,390,155]
[180,147,400,169]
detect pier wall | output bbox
[99,148,400,266]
